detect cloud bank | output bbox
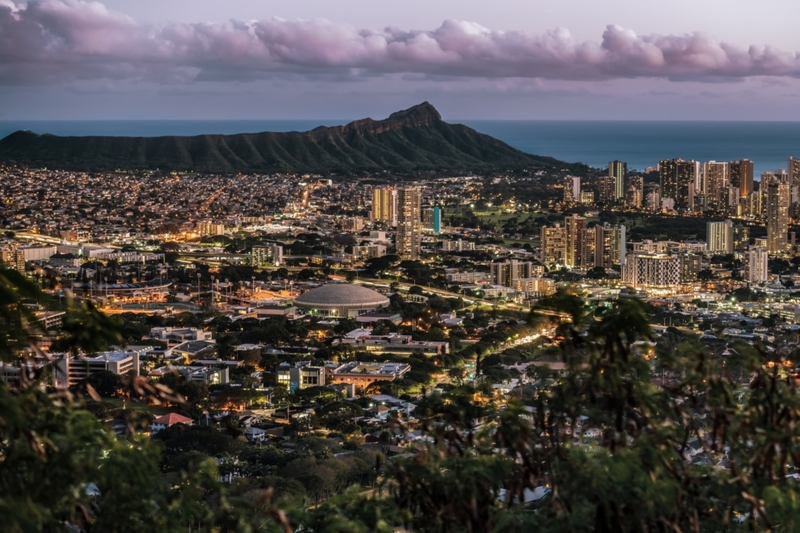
[2,0,800,85]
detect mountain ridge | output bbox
[0,102,585,174]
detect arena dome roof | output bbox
[294,284,390,309]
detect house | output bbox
[150,412,193,433]
[371,404,391,419]
[243,426,268,442]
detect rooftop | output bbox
[294,283,390,308]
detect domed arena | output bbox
[293,284,391,318]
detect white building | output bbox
[54,351,140,387]
[252,243,283,266]
[748,246,769,285]
[512,277,556,297]
[19,245,57,262]
[706,220,734,254]
[490,261,543,287]
[622,252,681,290]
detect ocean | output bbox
[2,119,800,177]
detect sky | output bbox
[2,0,800,120]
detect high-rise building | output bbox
[701,161,729,211]
[730,160,754,198]
[659,159,678,202]
[395,187,422,260]
[706,220,734,254]
[609,160,627,200]
[422,207,442,234]
[789,157,800,186]
[660,159,697,210]
[625,176,643,208]
[542,220,624,270]
[196,221,225,236]
[251,244,283,267]
[748,246,769,284]
[372,187,397,226]
[0,241,25,272]
[622,252,681,290]
[762,170,790,186]
[728,187,741,214]
[676,160,699,210]
[490,261,543,287]
[733,224,750,253]
[766,181,790,254]
[540,225,567,266]
[581,227,599,269]
[564,214,586,268]
[748,190,764,218]
[512,277,556,297]
[597,176,617,204]
[600,224,626,267]
[646,187,661,213]
[562,176,581,204]
[789,158,800,208]
[678,253,703,282]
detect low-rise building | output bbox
[328,361,411,387]
[277,361,325,392]
[336,331,449,355]
[355,312,403,325]
[149,327,214,345]
[171,340,217,360]
[150,413,193,433]
[54,351,140,387]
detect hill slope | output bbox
[0,103,583,174]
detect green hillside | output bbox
[0,103,586,174]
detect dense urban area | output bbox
[5,156,800,531]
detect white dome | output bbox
[294,284,390,309]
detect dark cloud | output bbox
[2,0,800,85]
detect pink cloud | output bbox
[2,0,800,84]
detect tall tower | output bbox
[564,214,586,268]
[789,157,800,184]
[730,160,754,198]
[659,159,679,203]
[396,187,422,260]
[676,160,698,210]
[660,158,697,210]
[706,220,734,254]
[789,157,800,208]
[701,161,729,211]
[748,246,769,284]
[625,176,643,208]
[609,160,627,200]
[541,225,566,265]
[766,181,790,255]
[372,187,397,226]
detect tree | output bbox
[447,366,466,386]
[216,333,237,359]
[85,370,123,398]
[0,268,252,533]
